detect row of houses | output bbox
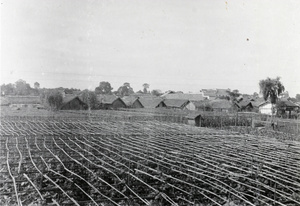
[1,94,299,117]
[1,94,228,111]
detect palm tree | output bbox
[259,77,285,117]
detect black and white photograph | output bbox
[1,0,300,205]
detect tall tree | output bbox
[142,83,150,94]
[95,81,113,94]
[46,91,63,110]
[117,82,134,97]
[15,79,32,95]
[151,89,162,96]
[34,82,40,90]
[226,89,241,102]
[1,83,15,95]
[33,82,41,95]
[259,77,285,116]
[81,90,97,110]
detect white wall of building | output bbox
[185,102,196,110]
[259,103,274,115]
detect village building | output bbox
[186,113,203,127]
[234,101,254,112]
[192,100,213,111]
[60,96,88,110]
[139,97,166,109]
[216,89,231,98]
[200,89,217,100]
[122,96,144,108]
[163,93,206,101]
[185,101,196,111]
[163,99,190,110]
[97,94,127,110]
[249,98,265,110]
[200,89,231,100]
[6,96,42,108]
[258,101,274,115]
[276,100,299,118]
[210,99,232,112]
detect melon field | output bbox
[0,118,300,205]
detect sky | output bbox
[1,0,300,96]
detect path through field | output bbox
[1,119,300,205]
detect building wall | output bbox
[259,103,273,115]
[241,105,253,112]
[132,100,143,108]
[156,102,166,108]
[61,98,87,110]
[112,99,126,109]
[101,99,126,109]
[185,102,196,110]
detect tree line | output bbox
[1,80,162,97]
[1,78,300,112]
[1,80,163,110]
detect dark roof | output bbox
[60,96,87,109]
[122,96,140,107]
[251,98,266,107]
[62,95,78,105]
[210,100,232,109]
[6,96,41,104]
[187,113,202,119]
[163,99,189,108]
[235,100,253,108]
[278,100,299,108]
[163,93,205,101]
[139,97,165,108]
[97,94,120,104]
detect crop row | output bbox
[1,119,300,205]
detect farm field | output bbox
[1,118,300,206]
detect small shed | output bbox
[122,96,144,108]
[60,96,88,110]
[187,113,203,127]
[97,95,127,110]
